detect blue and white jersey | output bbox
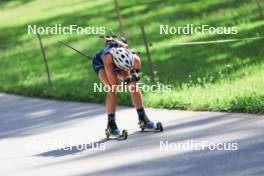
[94,45,116,61]
[92,45,122,74]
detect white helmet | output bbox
[111,47,134,70]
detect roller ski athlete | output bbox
[92,35,163,140]
[59,35,163,139]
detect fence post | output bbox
[114,0,125,37]
[36,33,51,85]
[140,25,155,84]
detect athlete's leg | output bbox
[129,82,143,109]
[98,69,120,134]
[129,82,154,128]
[130,55,155,128]
[98,69,116,115]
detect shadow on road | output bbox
[1,94,263,176]
[76,135,264,176]
[30,112,264,176]
[36,139,108,157]
[0,94,105,139]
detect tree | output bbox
[255,0,264,19]
[114,0,125,37]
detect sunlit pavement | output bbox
[0,93,263,176]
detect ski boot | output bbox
[138,116,163,132]
[105,120,128,140]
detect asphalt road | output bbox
[0,93,263,176]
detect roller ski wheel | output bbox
[139,121,163,132]
[105,129,128,140]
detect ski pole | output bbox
[58,40,93,60]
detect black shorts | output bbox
[92,57,104,74]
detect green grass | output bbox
[0,0,264,113]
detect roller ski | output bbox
[105,128,128,140]
[138,116,163,132]
[105,117,128,140]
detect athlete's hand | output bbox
[124,72,140,84]
[124,75,133,84]
[131,72,140,82]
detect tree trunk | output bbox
[114,0,125,37]
[256,0,264,19]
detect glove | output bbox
[131,72,140,82]
[124,72,140,84]
[123,76,131,84]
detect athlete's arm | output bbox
[133,54,141,71]
[103,53,118,86]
